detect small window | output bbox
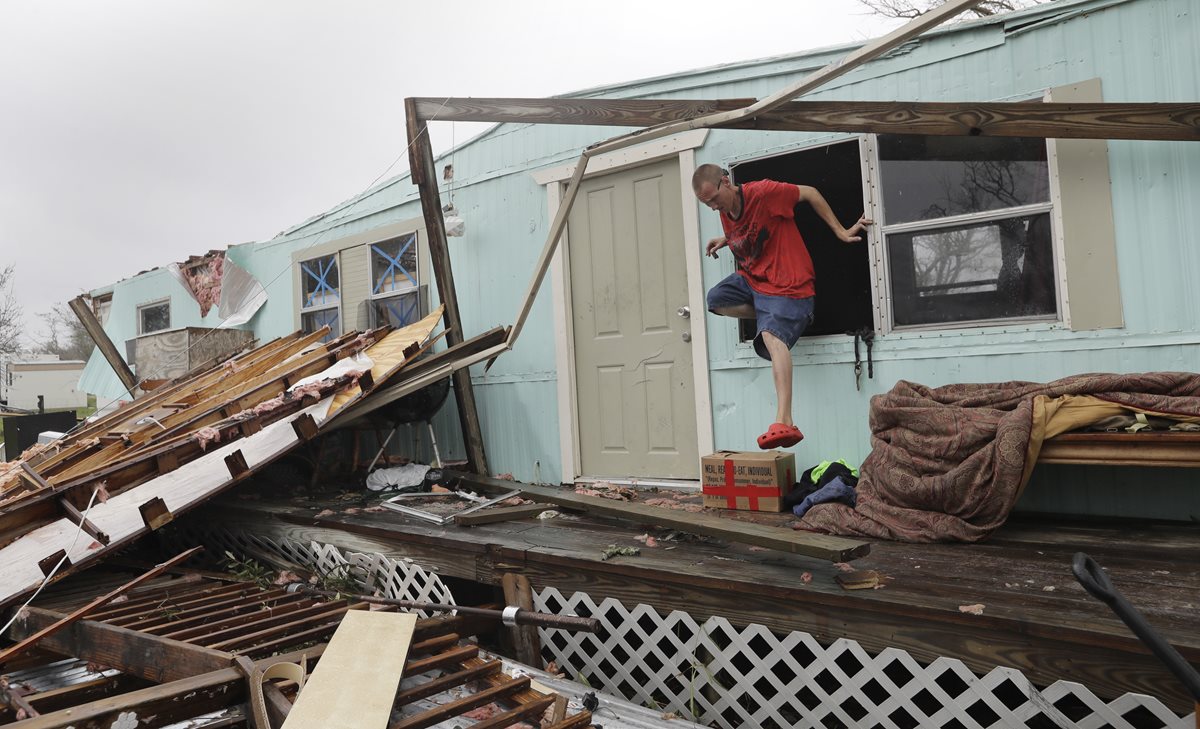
[299,253,340,341]
[137,300,170,334]
[878,135,1056,328]
[368,233,421,328]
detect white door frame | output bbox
[532,130,714,483]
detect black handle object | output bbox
[1072,552,1200,700]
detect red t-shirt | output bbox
[721,180,814,298]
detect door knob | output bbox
[682,332,692,343]
[676,305,691,319]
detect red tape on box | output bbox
[706,458,783,510]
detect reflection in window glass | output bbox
[138,302,170,334]
[879,136,1050,224]
[888,213,1057,326]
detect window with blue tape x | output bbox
[300,253,341,342]
[369,233,421,328]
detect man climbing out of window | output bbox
[692,163,870,449]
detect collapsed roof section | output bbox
[0,307,453,614]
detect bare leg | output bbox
[760,330,794,426]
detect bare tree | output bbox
[858,0,1043,20]
[0,266,22,355]
[40,302,96,362]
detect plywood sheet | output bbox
[282,610,417,729]
[328,305,444,415]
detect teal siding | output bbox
[86,0,1200,515]
[80,267,229,402]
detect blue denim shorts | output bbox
[707,273,815,360]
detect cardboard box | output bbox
[701,450,795,512]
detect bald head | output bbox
[691,163,725,192]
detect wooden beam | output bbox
[448,470,871,562]
[411,97,1200,142]
[69,295,138,395]
[8,607,231,683]
[501,572,543,668]
[404,97,489,475]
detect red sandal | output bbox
[757,422,804,449]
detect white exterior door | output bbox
[567,158,699,479]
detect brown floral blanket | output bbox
[796,372,1200,542]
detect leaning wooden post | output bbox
[68,295,138,395]
[404,97,489,475]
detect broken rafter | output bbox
[411,97,1200,142]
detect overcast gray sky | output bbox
[0,0,902,347]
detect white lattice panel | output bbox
[161,526,455,615]
[535,588,1196,729]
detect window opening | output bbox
[730,140,873,340]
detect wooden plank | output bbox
[1039,431,1200,467]
[392,659,502,704]
[449,470,871,561]
[8,607,232,684]
[69,295,138,394]
[462,695,555,729]
[501,573,543,668]
[282,610,417,729]
[390,675,530,729]
[412,97,1200,142]
[405,97,490,475]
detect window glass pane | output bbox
[887,212,1056,327]
[371,234,418,294]
[301,308,340,343]
[301,255,340,308]
[372,291,421,328]
[879,136,1050,224]
[139,302,170,334]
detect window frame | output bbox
[366,231,422,329]
[865,133,1065,334]
[92,293,112,326]
[136,299,171,335]
[298,252,342,340]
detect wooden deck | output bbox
[202,489,1200,712]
